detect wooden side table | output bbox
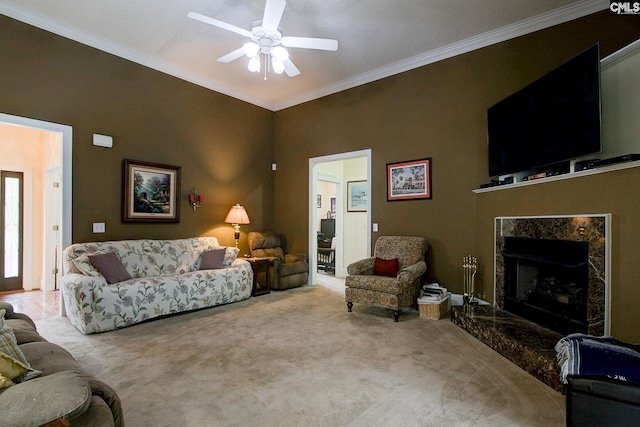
[242,257,270,296]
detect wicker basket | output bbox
[418,296,449,320]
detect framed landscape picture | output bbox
[347,180,367,212]
[387,158,432,201]
[123,159,181,222]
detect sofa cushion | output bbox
[0,302,14,317]
[374,257,400,277]
[199,249,226,270]
[344,274,399,293]
[72,251,108,277]
[64,237,226,279]
[6,315,45,345]
[221,246,240,267]
[19,342,89,377]
[0,370,92,426]
[88,252,133,284]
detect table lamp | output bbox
[224,204,250,247]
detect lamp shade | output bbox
[224,204,250,225]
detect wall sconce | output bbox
[224,204,250,248]
[188,188,203,211]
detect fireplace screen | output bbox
[503,237,588,335]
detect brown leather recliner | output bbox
[248,231,309,290]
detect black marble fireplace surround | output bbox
[451,215,610,391]
[496,215,609,337]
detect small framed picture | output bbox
[387,158,432,201]
[347,180,367,212]
[123,159,181,222]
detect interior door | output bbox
[0,170,24,292]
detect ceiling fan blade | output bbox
[283,58,300,77]
[281,36,338,51]
[217,47,246,63]
[188,12,252,38]
[262,0,287,32]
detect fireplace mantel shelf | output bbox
[473,160,640,193]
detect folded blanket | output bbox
[556,333,640,385]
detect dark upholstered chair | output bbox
[248,231,309,290]
[566,376,640,426]
[345,236,428,322]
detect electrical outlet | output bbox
[93,223,105,233]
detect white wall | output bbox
[342,158,367,271]
[600,40,640,158]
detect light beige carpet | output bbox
[36,285,565,427]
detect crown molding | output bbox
[1,0,609,112]
[601,37,640,70]
[272,0,609,111]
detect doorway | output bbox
[0,113,72,315]
[0,171,24,291]
[308,149,371,287]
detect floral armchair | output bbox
[345,236,428,322]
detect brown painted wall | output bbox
[0,16,274,254]
[273,12,640,340]
[3,11,640,340]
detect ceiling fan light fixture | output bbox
[243,42,260,57]
[271,46,289,61]
[272,58,285,74]
[248,55,261,73]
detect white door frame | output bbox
[0,113,72,315]
[308,149,371,286]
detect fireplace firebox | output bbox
[503,237,589,335]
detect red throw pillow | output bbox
[374,257,399,277]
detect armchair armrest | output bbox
[0,371,92,426]
[285,253,308,264]
[397,261,427,285]
[254,256,281,269]
[347,257,375,276]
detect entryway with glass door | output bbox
[1,170,24,292]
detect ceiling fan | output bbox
[188,0,338,78]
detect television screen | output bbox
[488,44,601,178]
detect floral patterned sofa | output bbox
[61,237,252,334]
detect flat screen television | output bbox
[487,44,601,178]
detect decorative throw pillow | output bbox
[199,249,226,270]
[0,310,41,382]
[0,351,28,389]
[374,257,400,277]
[88,252,132,284]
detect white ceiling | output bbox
[0,0,608,111]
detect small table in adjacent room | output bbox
[242,257,271,296]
